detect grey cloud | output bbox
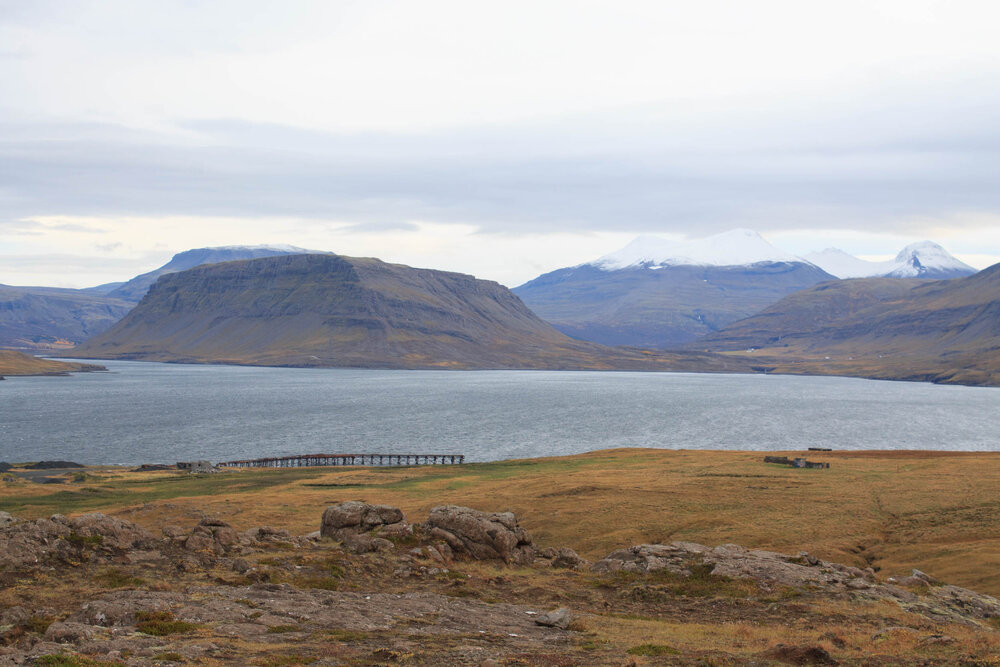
[3,81,1000,237]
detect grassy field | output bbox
[4,447,999,595]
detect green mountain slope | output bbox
[70,254,750,372]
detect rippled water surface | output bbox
[2,360,998,465]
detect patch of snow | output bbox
[593,229,805,270]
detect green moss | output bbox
[94,568,144,588]
[64,532,103,548]
[24,615,55,634]
[267,624,301,633]
[134,611,199,636]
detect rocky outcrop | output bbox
[0,513,156,567]
[540,547,588,570]
[321,501,405,537]
[424,506,536,564]
[320,501,410,553]
[184,518,241,555]
[591,541,1000,625]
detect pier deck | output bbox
[217,453,465,468]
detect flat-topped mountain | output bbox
[0,245,319,352]
[514,229,836,348]
[106,244,319,303]
[695,263,1000,385]
[70,253,748,372]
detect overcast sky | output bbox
[3,0,1000,287]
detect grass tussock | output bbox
[94,568,144,588]
[134,611,199,636]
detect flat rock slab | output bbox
[1,584,574,665]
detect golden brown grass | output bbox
[0,350,104,376]
[3,448,1000,595]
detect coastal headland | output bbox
[0,350,105,378]
[2,448,999,664]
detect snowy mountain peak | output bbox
[806,241,975,279]
[594,229,804,270]
[886,241,975,278]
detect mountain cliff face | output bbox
[514,230,835,348]
[70,254,749,372]
[694,264,1000,386]
[0,285,133,352]
[106,245,317,303]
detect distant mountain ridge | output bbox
[0,245,319,352]
[804,242,975,279]
[594,228,804,269]
[514,230,837,348]
[106,245,319,302]
[0,284,133,352]
[694,262,1000,386]
[69,253,749,372]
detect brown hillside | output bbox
[694,264,1000,385]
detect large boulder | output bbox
[185,518,241,555]
[424,506,535,564]
[320,501,407,540]
[68,513,157,551]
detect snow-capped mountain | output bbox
[514,229,834,348]
[594,228,804,270]
[885,241,976,278]
[805,242,975,280]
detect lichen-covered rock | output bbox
[185,518,241,555]
[320,502,408,549]
[321,501,405,538]
[424,506,535,564]
[590,543,696,575]
[0,513,155,568]
[549,547,587,570]
[534,607,572,630]
[68,513,157,550]
[591,541,1000,625]
[44,621,98,643]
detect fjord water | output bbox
[2,360,998,465]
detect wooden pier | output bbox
[217,453,465,469]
